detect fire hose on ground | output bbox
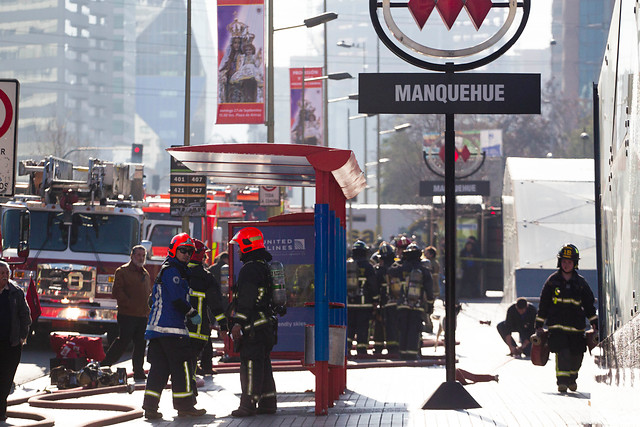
[7,376,205,427]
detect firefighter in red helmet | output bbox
[228,227,281,417]
[143,233,206,419]
[535,244,597,393]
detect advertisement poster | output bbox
[217,0,265,124]
[229,221,315,355]
[290,67,323,145]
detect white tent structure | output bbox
[502,158,597,301]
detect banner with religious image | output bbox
[289,67,323,145]
[217,0,265,124]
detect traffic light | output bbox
[131,143,143,163]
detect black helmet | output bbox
[557,244,579,268]
[378,242,395,260]
[351,240,369,258]
[403,242,422,261]
[352,240,369,252]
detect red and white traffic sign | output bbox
[259,185,280,207]
[0,79,19,197]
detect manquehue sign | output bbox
[359,73,540,115]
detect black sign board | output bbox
[359,73,540,115]
[169,154,206,217]
[420,180,490,197]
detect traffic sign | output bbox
[0,80,19,196]
[259,186,280,207]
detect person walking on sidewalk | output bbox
[497,297,537,357]
[187,239,228,382]
[142,233,207,419]
[229,227,281,417]
[0,260,31,423]
[535,244,597,393]
[101,245,151,380]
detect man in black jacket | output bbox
[0,260,31,422]
[497,297,537,357]
[229,227,280,417]
[187,240,228,381]
[535,244,597,393]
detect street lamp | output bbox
[377,123,411,237]
[349,113,376,203]
[580,130,589,157]
[266,9,338,144]
[265,9,337,215]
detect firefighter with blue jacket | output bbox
[142,233,206,419]
[535,244,597,393]
[229,227,285,417]
[187,239,228,384]
[347,240,379,356]
[388,243,434,360]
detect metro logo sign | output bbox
[408,0,492,30]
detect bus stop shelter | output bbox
[166,143,366,415]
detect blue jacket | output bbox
[145,257,194,339]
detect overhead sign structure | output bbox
[367,0,534,410]
[420,180,490,197]
[359,73,540,115]
[0,80,19,197]
[169,155,206,217]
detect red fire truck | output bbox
[0,156,151,342]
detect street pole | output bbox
[375,38,380,238]
[182,0,192,233]
[323,0,328,147]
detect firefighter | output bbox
[229,227,283,417]
[535,244,597,393]
[375,242,400,357]
[142,233,206,419]
[389,243,434,360]
[346,240,379,356]
[187,239,228,383]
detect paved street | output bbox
[7,299,637,426]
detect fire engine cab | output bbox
[1,156,146,342]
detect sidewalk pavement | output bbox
[7,299,638,426]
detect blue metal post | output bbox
[314,204,329,361]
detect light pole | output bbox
[266,9,337,215]
[580,130,589,157]
[267,10,338,144]
[377,123,411,237]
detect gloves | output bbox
[218,318,229,332]
[190,313,202,325]
[187,309,202,325]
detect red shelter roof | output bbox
[166,143,366,201]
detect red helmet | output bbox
[167,233,195,258]
[190,239,207,263]
[395,235,412,250]
[230,227,265,253]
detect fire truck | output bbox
[0,156,149,342]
